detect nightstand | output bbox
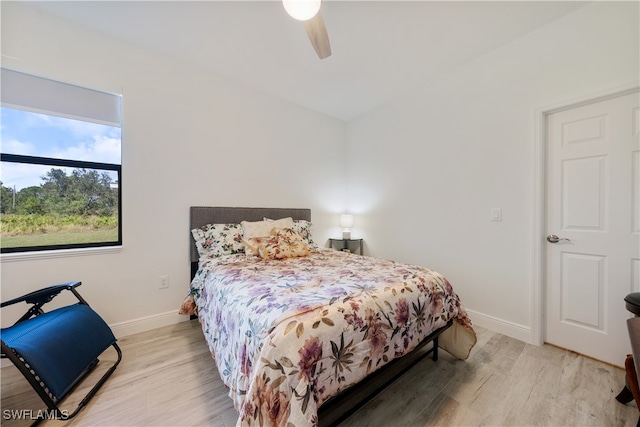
[329,238,363,255]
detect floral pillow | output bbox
[191,223,245,259]
[264,218,317,249]
[243,235,272,257]
[291,220,317,249]
[248,228,310,260]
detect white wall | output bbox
[0,3,347,334]
[346,1,639,342]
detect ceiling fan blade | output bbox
[304,11,331,59]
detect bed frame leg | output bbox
[432,337,439,361]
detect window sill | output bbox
[1,246,123,263]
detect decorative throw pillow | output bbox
[243,235,272,257]
[264,218,317,249]
[191,223,244,259]
[258,228,309,260]
[241,217,293,239]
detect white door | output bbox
[545,90,640,366]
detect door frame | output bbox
[530,83,640,346]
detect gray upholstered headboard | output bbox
[189,206,312,264]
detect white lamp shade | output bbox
[339,214,354,229]
[282,0,321,21]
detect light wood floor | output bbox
[1,319,638,426]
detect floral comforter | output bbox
[183,249,476,427]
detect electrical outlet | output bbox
[491,208,502,222]
[159,275,169,289]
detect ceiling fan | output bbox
[282,0,331,59]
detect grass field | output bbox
[1,228,118,248]
[0,214,118,248]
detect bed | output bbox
[180,207,477,427]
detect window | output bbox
[1,69,122,253]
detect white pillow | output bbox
[241,217,293,239]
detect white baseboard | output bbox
[1,311,190,368]
[2,309,533,369]
[466,308,533,344]
[109,310,189,338]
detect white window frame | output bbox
[0,69,122,255]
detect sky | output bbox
[0,107,121,190]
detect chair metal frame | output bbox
[1,281,122,423]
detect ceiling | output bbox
[30,1,588,121]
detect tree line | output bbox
[1,168,118,217]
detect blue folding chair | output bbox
[1,281,121,422]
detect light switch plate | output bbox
[491,208,502,222]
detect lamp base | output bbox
[342,231,351,240]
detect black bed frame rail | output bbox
[318,319,454,427]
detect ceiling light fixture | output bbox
[282,0,321,21]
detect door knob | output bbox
[547,234,571,243]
